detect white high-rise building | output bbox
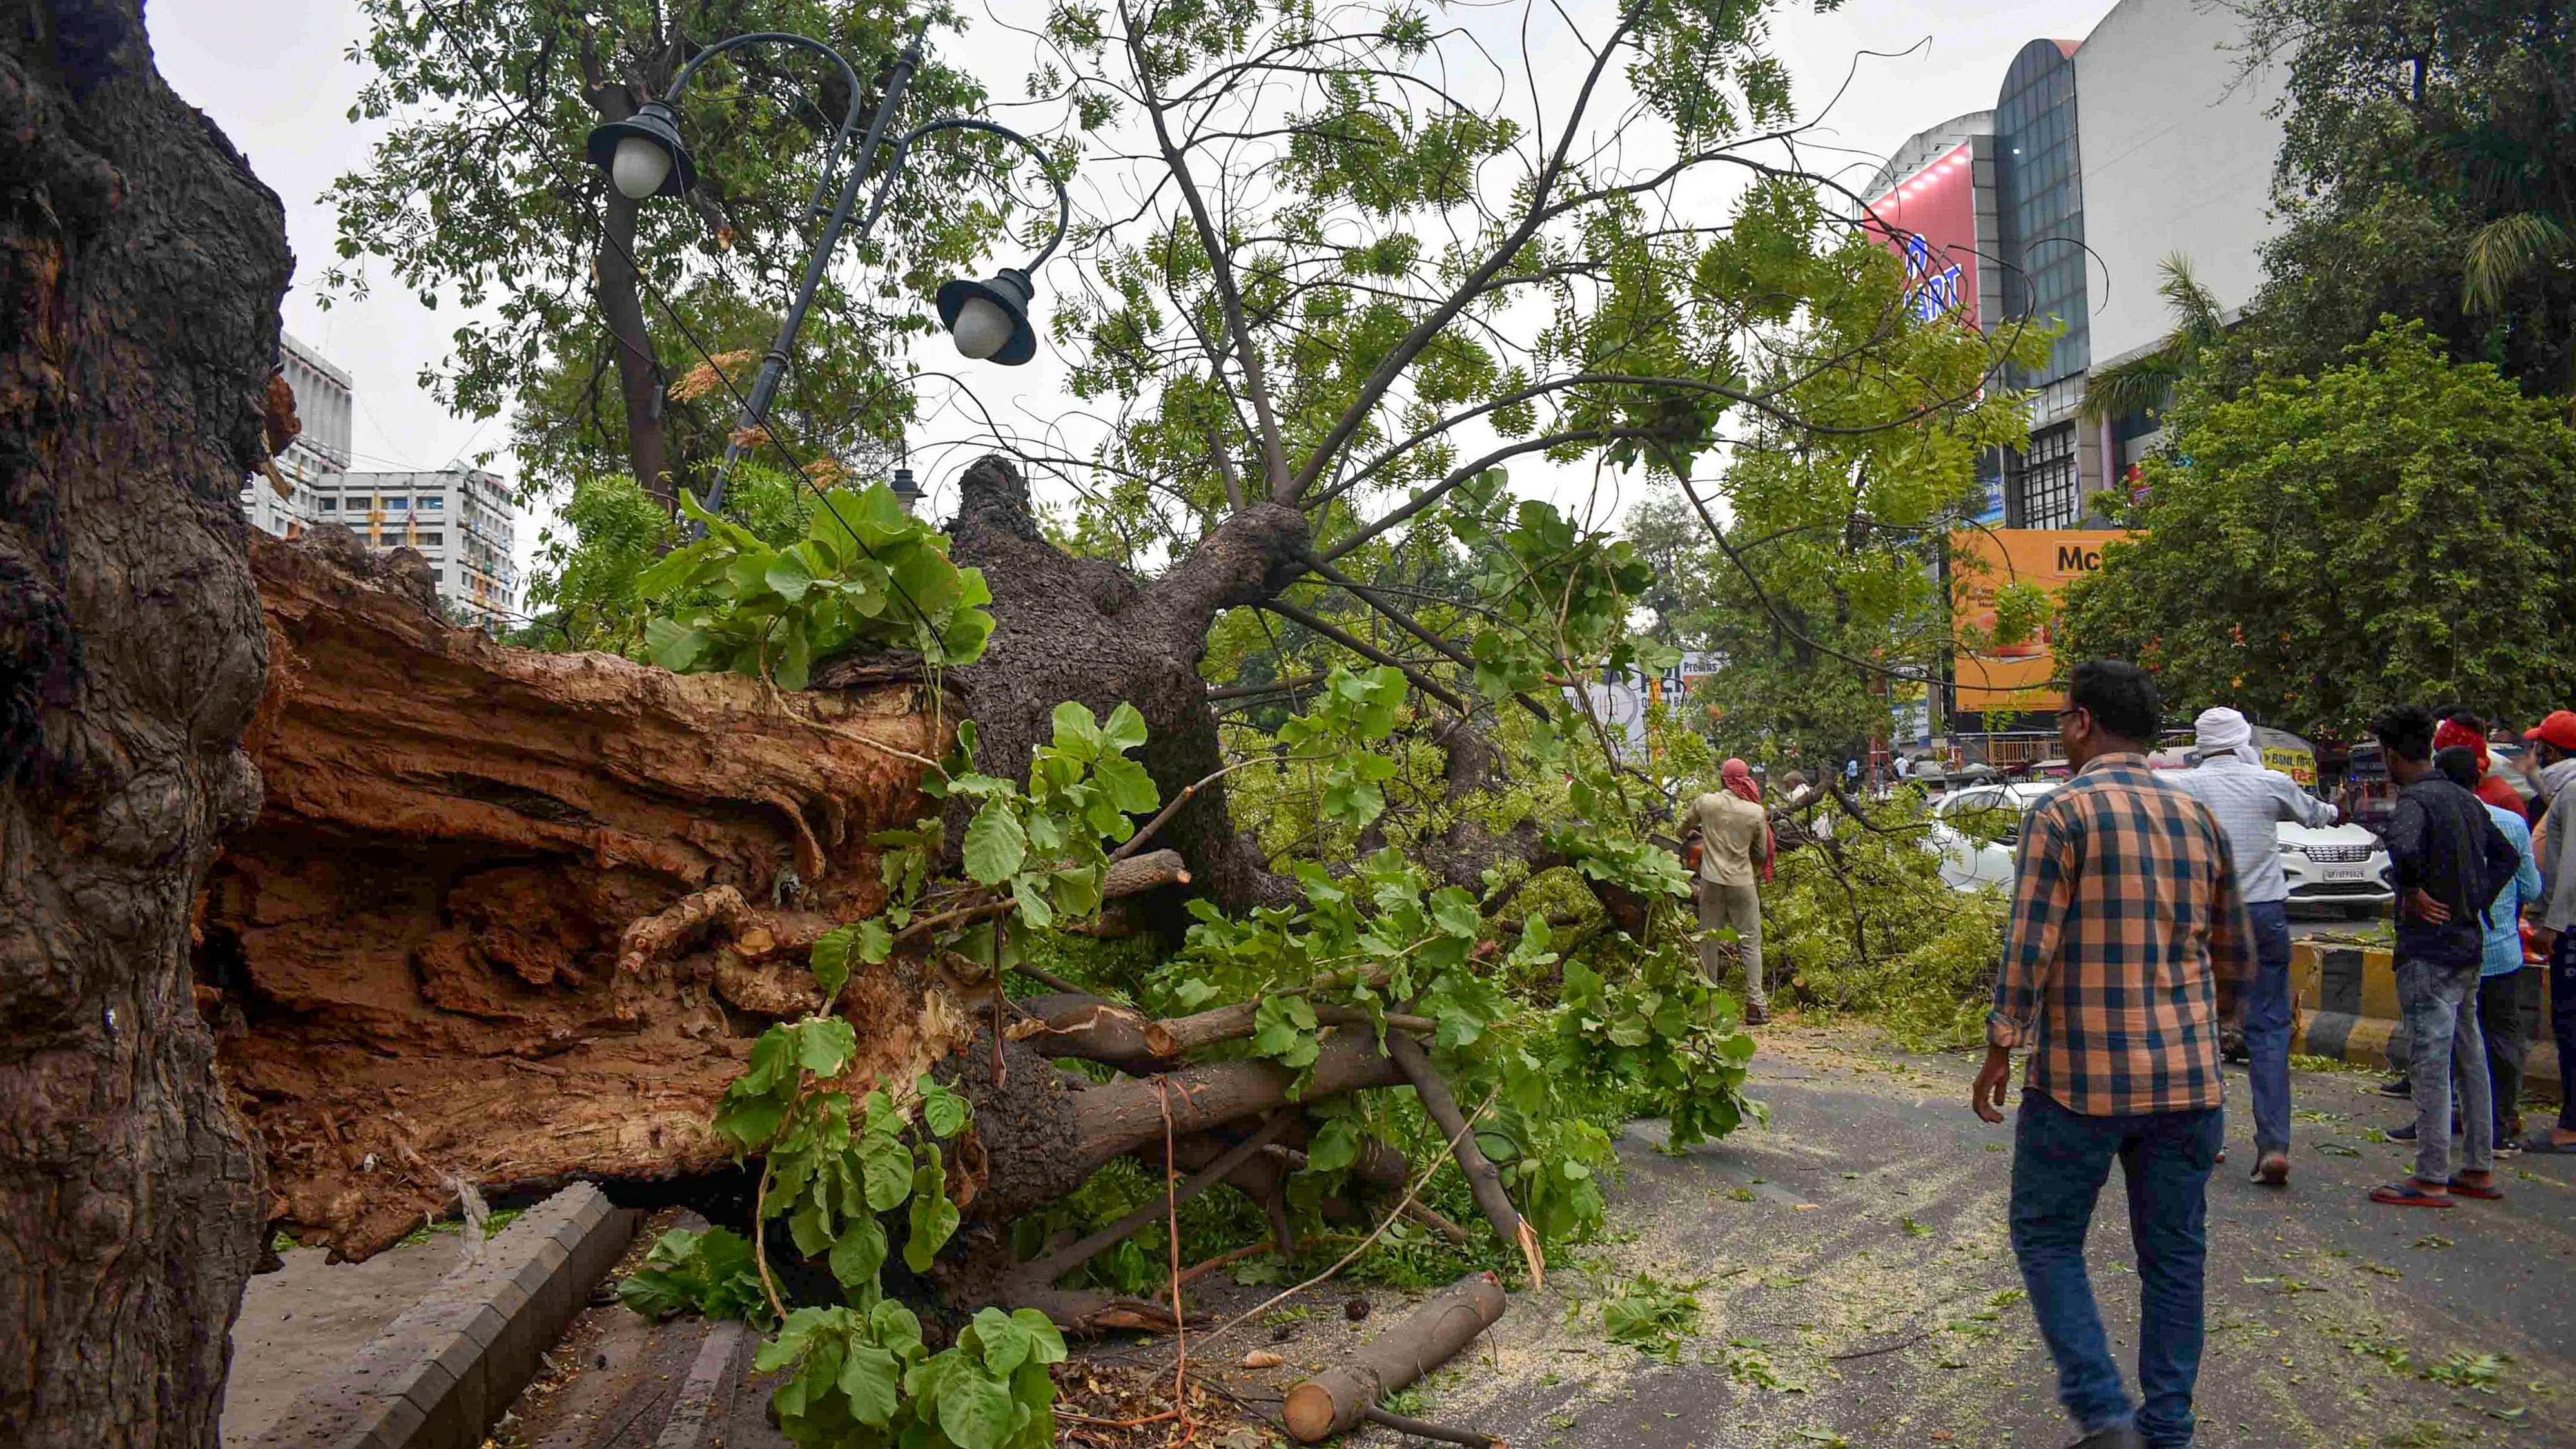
[304,469,522,633]
[240,333,353,538]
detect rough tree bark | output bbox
[944,454,1309,909]
[0,1,291,1442]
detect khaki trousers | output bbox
[1695,879,1765,1008]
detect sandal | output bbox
[2447,1176,2504,1200]
[2368,1182,2454,1208]
[2519,1134,2576,1154]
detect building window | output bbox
[416,531,444,545]
[2008,422,2080,529]
[318,498,337,511]
[420,496,444,511]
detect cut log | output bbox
[1066,1030,1403,1177]
[1282,1273,1508,1442]
[205,536,964,1260]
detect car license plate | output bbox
[2325,866,2363,880]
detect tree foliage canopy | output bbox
[2059,320,2576,737]
[2243,0,2574,394]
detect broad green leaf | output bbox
[839,1341,904,1426]
[765,549,815,602]
[862,1134,915,1212]
[918,1076,971,1139]
[971,1305,1034,1375]
[1090,754,1160,815]
[1049,701,1104,759]
[829,1216,888,1294]
[962,800,1028,884]
[934,1360,1021,1449]
[795,1017,857,1077]
[1010,1308,1068,1364]
[1100,701,1149,753]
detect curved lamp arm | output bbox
[888,117,1073,271]
[661,30,868,114]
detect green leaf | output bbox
[962,800,1028,884]
[1099,701,1149,753]
[765,549,815,602]
[834,1341,902,1427]
[905,1145,961,1272]
[934,1359,1021,1449]
[1305,1118,1360,1174]
[862,1134,915,1212]
[1010,1308,1068,1365]
[828,1216,888,1294]
[645,618,712,672]
[1010,876,1055,929]
[971,1305,1035,1375]
[1251,995,1322,1069]
[919,1076,971,1139]
[795,1017,858,1077]
[810,926,856,1002]
[1049,701,1105,759]
[1090,754,1160,815]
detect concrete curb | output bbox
[2290,942,2559,1100]
[250,1183,639,1449]
[652,1319,752,1449]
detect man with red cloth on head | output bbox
[1680,759,1775,1024]
[2437,712,2530,822]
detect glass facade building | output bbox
[1992,39,2089,528]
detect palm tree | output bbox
[2463,211,2573,415]
[2078,254,2228,423]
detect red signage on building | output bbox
[1862,143,1981,329]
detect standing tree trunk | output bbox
[0,1,292,1443]
[944,455,1309,909]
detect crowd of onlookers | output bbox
[1953,665,2573,1449]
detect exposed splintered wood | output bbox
[204,536,966,1261]
[1282,1272,1508,1442]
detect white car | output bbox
[1927,783,2061,891]
[2276,822,2393,915]
[1928,783,2392,915]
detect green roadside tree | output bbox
[329,0,1004,507]
[2241,0,2575,401]
[2058,319,2576,737]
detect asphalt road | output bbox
[1403,1029,2575,1449]
[493,1023,2571,1449]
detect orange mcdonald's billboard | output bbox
[1949,529,2129,714]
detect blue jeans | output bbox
[2011,1091,2222,1449]
[2395,957,2492,1183]
[2243,900,2294,1155]
[2553,932,2576,1133]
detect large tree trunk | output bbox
[943,455,1309,908]
[0,2,292,1443]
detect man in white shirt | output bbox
[2165,706,2339,1185]
[1680,759,1774,1024]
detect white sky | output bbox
[148,0,2116,574]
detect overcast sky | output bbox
[148,0,2118,571]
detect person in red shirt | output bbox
[2437,713,2530,822]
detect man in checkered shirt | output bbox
[1971,660,2256,1449]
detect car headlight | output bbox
[2277,842,2304,857]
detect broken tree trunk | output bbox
[206,534,966,1261]
[0,3,291,1442]
[1283,1272,1508,1442]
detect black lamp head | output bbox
[934,267,1039,366]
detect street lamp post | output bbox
[583,20,1069,518]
